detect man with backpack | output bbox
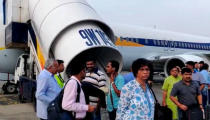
[62,61,96,119]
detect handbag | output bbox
[47,79,81,120]
[148,84,172,120]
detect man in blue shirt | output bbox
[200,63,210,107]
[36,59,61,120]
[123,72,135,84]
[106,60,124,120]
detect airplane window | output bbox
[153,40,157,45]
[171,41,174,47]
[128,37,131,41]
[182,42,184,48]
[185,43,187,48]
[157,40,160,46]
[165,41,168,47]
[179,42,181,47]
[145,39,148,44]
[131,38,136,42]
[174,42,177,47]
[188,43,190,48]
[161,40,165,46]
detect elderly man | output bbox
[36,59,61,120]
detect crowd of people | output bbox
[162,61,210,120]
[35,57,210,120]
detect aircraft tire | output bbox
[3,82,17,94]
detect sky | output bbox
[0,0,210,38]
[87,0,210,38]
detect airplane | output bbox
[0,0,210,90]
[79,23,210,77]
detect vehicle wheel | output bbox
[3,82,17,94]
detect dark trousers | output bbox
[202,89,210,108]
[85,110,101,120]
[178,106,202,120]
[108,109,116,120]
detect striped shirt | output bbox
[83,69,107,106]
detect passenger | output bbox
[199,61,205,71]
[123,68,153,87]
[123,69,135,85]
[170,67,203,120]
[106,60,124,120]
[116,58,155,120]
[54,59,65,88]
[200,63,210,108]
[185,61,205,91]
[62,61,96,120]
[194,62,200,73]
[162,66,182,120]
[36,59,61,120]
[82,58,108,120]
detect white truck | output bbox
[3,0,122,103]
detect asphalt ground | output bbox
[0,83,163,120]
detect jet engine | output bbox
[153,55,206,77]
[29,0,122,77]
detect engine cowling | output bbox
[29,0,122,77]
[153,55,206,77]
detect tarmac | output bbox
[0,83,163,120]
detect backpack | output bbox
[47,79,81,120]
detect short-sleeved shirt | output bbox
[170,80,201,107]
[162,75,182,103]
[200,70,210,84]
[192,72,205,84]
[107,74,125,112]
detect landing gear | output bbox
[2,81,18,94]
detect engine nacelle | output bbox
[153,55,206,77]
[29,0,122,77]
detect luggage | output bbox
[148,84,173,120]
[154,103,173,120]
[47,80,81,120]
